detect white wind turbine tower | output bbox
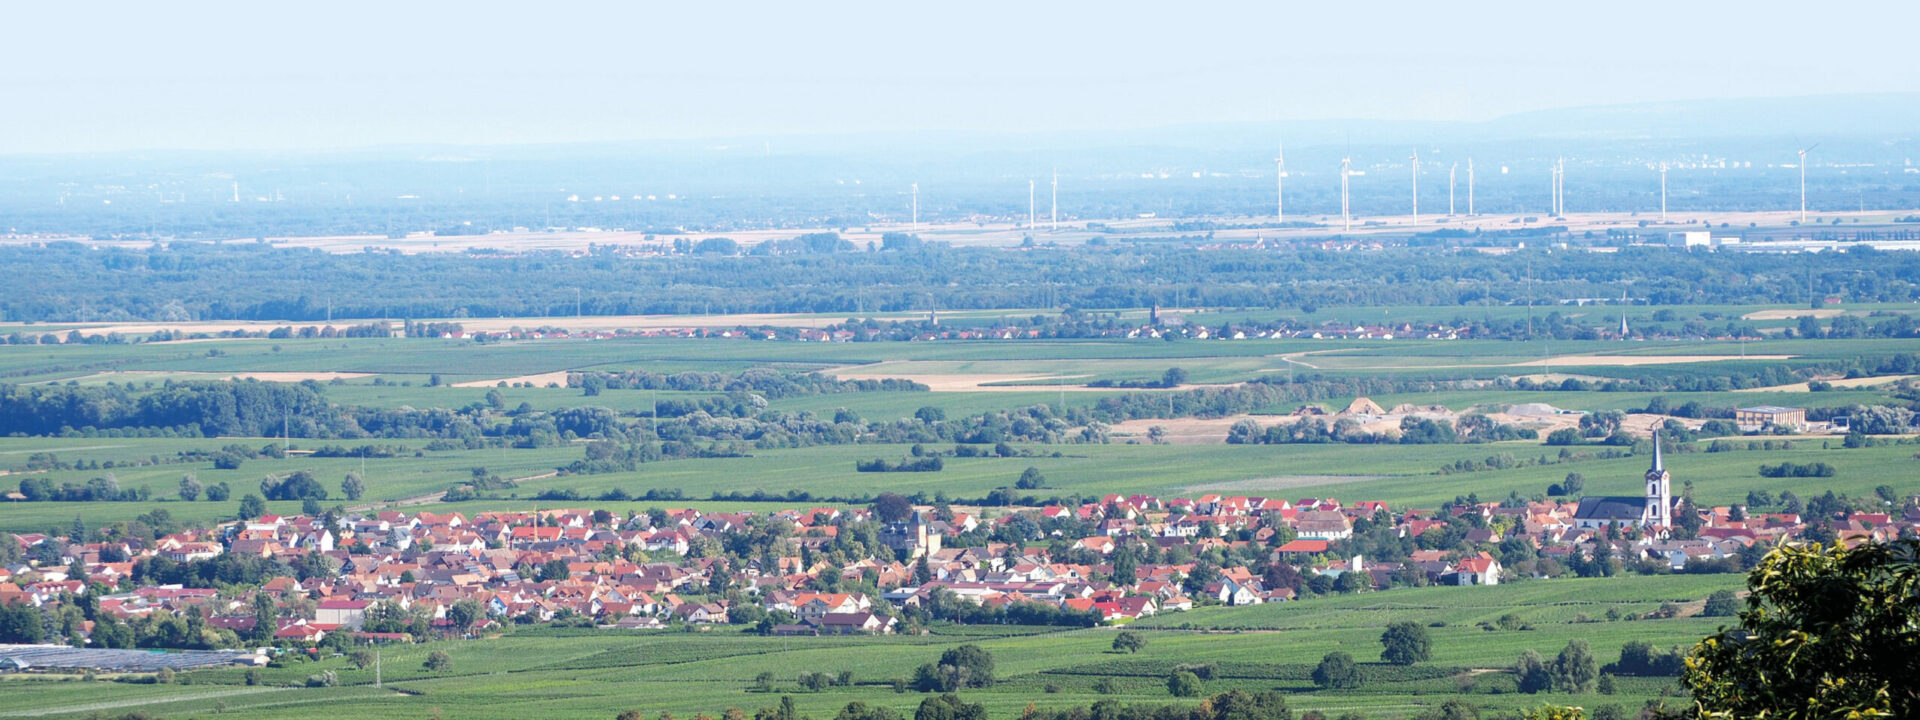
[1050,170,1059,233]
[1449,163,1457,216]
[1340,157,1353,232]
[1028,179,1035,230]
[1798,143,1819,224]
[911,183,919,232]
[1659,163,1668,223]
[1557,157,1566,216]
[1275,141,1287,224]
[1408,150,1420,226]
[1550,158,1561,217]
[1468,158,1475,216]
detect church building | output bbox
[1572,433,1678,530]
[879,509,941,559]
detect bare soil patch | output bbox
[1109,414,1278,444]
[1506,354,1792,368]
[829,362,1095,392]
[1742,308,1844,320]
[1734,375,1914,393]
[1183,475,1391,494]
[453,371,573,388]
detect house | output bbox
[315,599,371,629]
[1274,539,1329,557]
[1074,537,1116,555]
[673,602,726,623]
[812,611,895,635]
[789,593,869,621]
[1449,553,1501,586]
[275,622,327,643]
[1291,511,1354,541]
[600,616,665,631]
[166,542,223,562]
[1202,579,1263,606]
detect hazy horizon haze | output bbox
[6,1,1919,154]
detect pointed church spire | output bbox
[1650,432,1664,473]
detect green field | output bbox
[6,434,1911,535]
[0,576,1735,720]
[0,310,1911,718]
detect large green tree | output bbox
[1380,621,1432,666]
[1550,639,1597,693]
[913,644,994,691]
[1684,539,1920,719]
[1514,649,1551,694]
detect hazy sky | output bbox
[4,1,1916,154]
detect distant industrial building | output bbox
[1666,231,1739,250]
[1736,405,1806,431]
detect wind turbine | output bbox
[1448,163,1457,216]
[1275,141,1287,224]
[911,183,919,232]
[1409,150,1420,226]
[1556,157,1566,216]
[1798,143,1819,224]
[1543,161,1559,219]
[1467,158,1475,216]
[1028,179,1035,230]
[1340,157,1353,232]
[1659,163,1668,223]
[1050,170,1059,233]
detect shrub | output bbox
[1167,670,1203,697]
[1700,589,1738,617]
[1312,652,1362,689]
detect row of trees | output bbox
[8,242,1920,323]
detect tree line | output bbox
[6,242,1919,323]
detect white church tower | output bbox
[1645,433,1672,527]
